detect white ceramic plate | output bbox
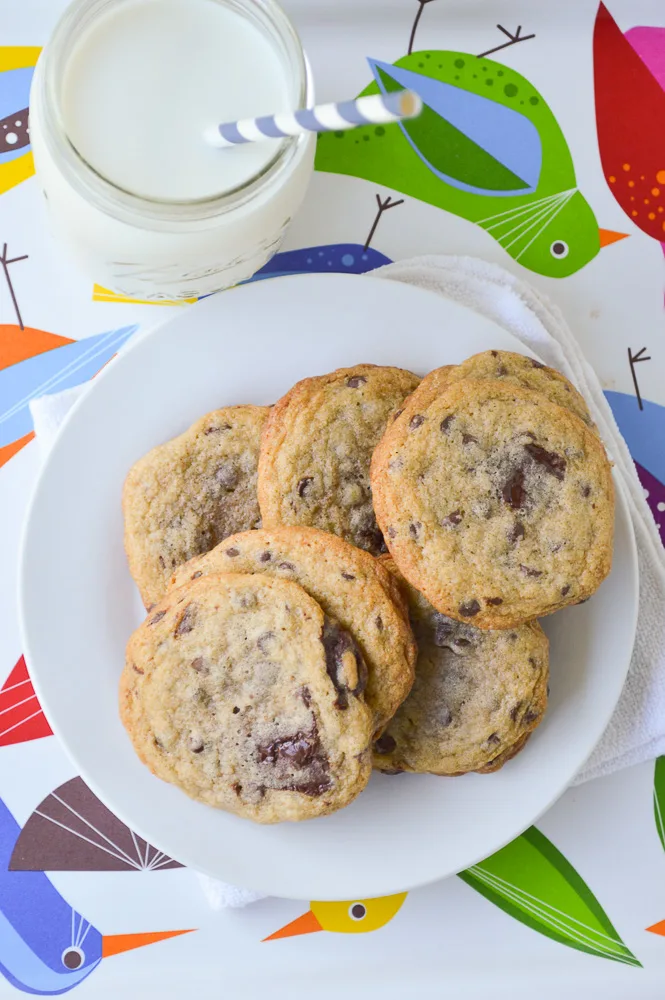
[19,273,638,900]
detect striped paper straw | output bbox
[204,90,422,148]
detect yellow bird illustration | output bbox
[263,893,408,940]
[0,47,41,196]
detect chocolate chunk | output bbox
[191,571,203,579]
[524,442,566,480]
[205,423,231,434]
[298,685,312,708]
[341,572,356,580]
[374,733,397,754]
[232,706,240,714]
[458,600,481,617]
[440,414,455,433]
[225,547,240,557]
[189,739,204,754]
[346,375,367,388]
[508,521,525,544]
[442,510,463,527]
[487,732,501,746]
[561,585,570,596]
[256,631,275,653]
[490,350,498,357]
[191,656,209,674]
[284,778,333,796]
[174,604,196,636]
[530,358,545,368]
[297,476,313,497]
[502,467,526,509]
[510,702,523,722]
[409,521,421,539]
[485,597,503,606]
[393,408,404,421]
[278,561,295,571]
[321,618,368,709]
[258,731,320,768]
[375,615,383,631]
[524,710,540,725]
[259,551,272,562]
[409,414,425,429]
[148,610,167,625]
[462,433,478,445]
[581,484,591,498]
[132,664,144,675]
[520,565,543,578]
[215,460,240,489]
[232,782,242,795]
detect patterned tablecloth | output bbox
[1,0,665,995]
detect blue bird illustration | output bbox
[0,797,192,995]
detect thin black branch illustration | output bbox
[0,243,28,330]
[477,25,536,59]
[364,194,405,252]
[628,346,651,411]
[408,0,438,56]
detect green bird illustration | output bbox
[316,50,627,278]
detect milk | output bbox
[30,0,314,299]
[61,0,291,202]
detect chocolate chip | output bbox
[232,706,240,714]
[524,710,540,725]
[487,732,501,745]
[189,739,204,754]
[346,375,367,387]
[458,600,480,617]
[258,731,319,768]
[259,551,271,562]
[215,460,240,489]
[285,778,333,796]
[225,547,240,557]
[409,521,421,539]
[490,350,498,357]
[132,664,144,675]
[191,571,203,579]
[297,476,313,497]
[379,768,405,775]
[298,685,312,708]
[278,561,295,571]
[486,597,503,606]
[375,616,383,631]
[341,572,355,580]
[508,521,525,544]
[524,442,566,481]
[462,433,477,445]
[581,484,591,498]
[393,408,404,421]
[191,656,209,674]
[510,702,523,722]
[148,610,167,625]
[257,631,275,653]
[409,414,425,429]
[530,358,545,368]
[528,657,538,668]
[502,467,526,508]
[232,781,242,795]
[174,604,196,636]
[509,633,518,641]
[442,510,463,527]
[387,526,397,538]
[205,423,231,434]
[374,733,397,754]
[551,541,564,553]
[496,365,508,376]
[158,555,166,570]
[152,737,164,751]
[561,585,570,596]
[520,565,543,578]
[440,414,455,433]
[321,618,368,709]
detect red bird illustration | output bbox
[594,3,665,245]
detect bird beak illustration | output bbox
[102,929,194,958]
[263,909,323,941]
[646,920,665,936]
[598,227,629,248]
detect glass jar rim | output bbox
[36,0,311,224]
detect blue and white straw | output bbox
[204,90,422,149]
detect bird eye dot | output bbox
[62,947,85,970]
[550,240,569,258]
[349,902,367,920]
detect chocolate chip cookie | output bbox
[170,526,416,734]
[395,351,595,432]
[371,378,614,629]
[373,559,549,775]
[257,365,420,556]
[123,405,269,608]
[120,573,374,823]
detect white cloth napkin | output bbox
[29,254,665,907]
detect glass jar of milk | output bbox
[30,0,314,300]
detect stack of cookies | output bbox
[120,352,614,823]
